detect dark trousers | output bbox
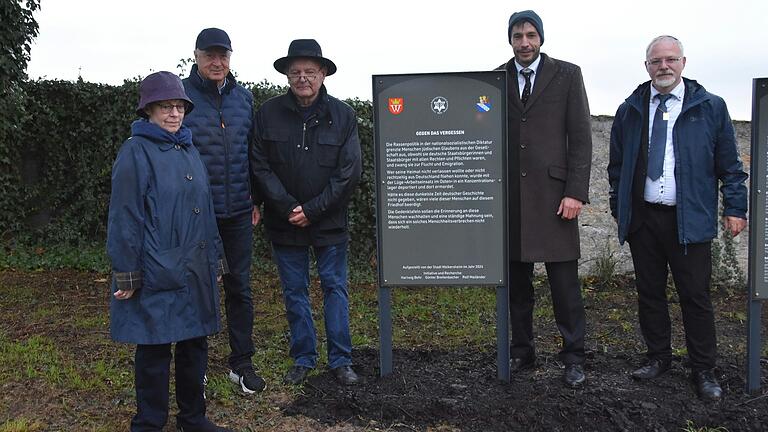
[627,205,716,371]
[217,212,255,370]
[509,260,585,365]
[131,337,207,431]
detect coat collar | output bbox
[625,77,709,114]
[505,53,557,112]
[280,84,330,118]
[130,120,193,151]
[188,63,237,95]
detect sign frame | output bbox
[372,71,510,381]
[747,77,768,394]
[373,71,508,288]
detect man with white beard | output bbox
[607,35,747,400]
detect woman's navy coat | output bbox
[107,120,223,344]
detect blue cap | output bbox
[195,28,232,51]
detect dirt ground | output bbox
[1,269,767,431]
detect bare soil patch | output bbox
[1,269,767,431]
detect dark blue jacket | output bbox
[251,86,362,247]
[183,64,256,218]
[107,120,223,344]
[608,78,748,245]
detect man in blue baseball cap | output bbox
[183,27,266,395]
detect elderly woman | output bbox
[107,71,232,432]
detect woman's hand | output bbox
[113,289,135,300]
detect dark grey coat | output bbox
[500,53,592,262]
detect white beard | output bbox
[654,76,676,88]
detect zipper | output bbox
[218,92,231,217]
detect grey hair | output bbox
[646,35,684,59]
[193,48,232,58]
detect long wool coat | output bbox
[502,53,592,262]
[107,120,223,344]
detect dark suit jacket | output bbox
[500,53,592,262]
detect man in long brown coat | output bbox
[499,10,592,387]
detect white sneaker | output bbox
[228,367,266,394]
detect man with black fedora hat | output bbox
[251,39,362,386]
[497,10,593,388]
[182,27,266,395]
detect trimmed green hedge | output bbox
[0,78,376,268]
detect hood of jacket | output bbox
[130,119,193,148]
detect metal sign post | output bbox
[372,71,509,381]
[747,77,768,394]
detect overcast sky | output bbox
[27,0,767,120]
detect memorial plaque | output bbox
[373,72,507,286]
[749,78,768,300]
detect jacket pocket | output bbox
[548,165,568,182]
[317,132,342,167]
[263,128,289,164]
[144,245,187,291]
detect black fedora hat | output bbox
[273,39,337,76]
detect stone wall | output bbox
[573,116,751,277]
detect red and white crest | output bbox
[388,97,404,115]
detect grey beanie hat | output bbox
[136,71,194,118]
[508,10,544,45]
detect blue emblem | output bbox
[475,95,491,113]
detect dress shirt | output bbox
[515,55,541,98]
[644,80,685,205]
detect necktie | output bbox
[520,69,533,105]
[647,93,673,181]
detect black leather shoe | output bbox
[177,418,233,432]
[563,364,586,388]
[631,358,671,380]
[332,365,360,386]
[691,369,723,401]
[283,365,310,385]
[509,355,535,373]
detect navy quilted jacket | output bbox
[183,64,257,218]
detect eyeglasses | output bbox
[647,57,682,67]
[157,103,186,114]
[287,72,319,82]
